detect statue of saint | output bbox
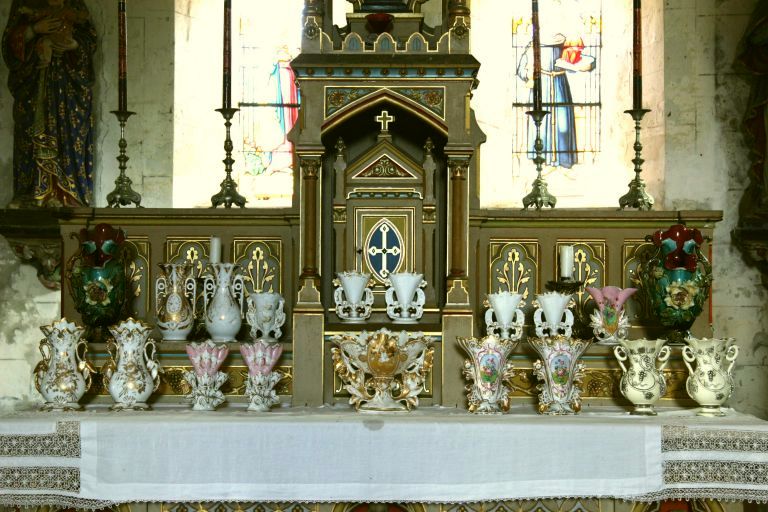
[2,0,96,207]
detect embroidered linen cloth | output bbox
[0,406,766,508]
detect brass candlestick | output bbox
[211,107,247,208]
[619,107,654,210]
[522,109,557,210]
[106,110,143,208]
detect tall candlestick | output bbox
[531,0,542,111]
[118,0,127,112]
[632,0,642,110]
[222,0,232,109]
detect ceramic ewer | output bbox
[636,224,712,342]
[682,337,739,417]
[614,338,671,415]
[245,291,286,343]
[384,272,427,324]
[533,292,574,338]
[457,334,516,414]
[34,318,94,411]
[240,341,283,412]
[586,286,637,345]
[102,318,161,410]
[184,340,229,411]
[528,335,591,415]
[484,291,525,341]
[155,262,197,341]
[331,328,434,411]
[203,262,245,342]
[333,271,374,323]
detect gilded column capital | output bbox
[448,159,469,180]
[301,158,321,179]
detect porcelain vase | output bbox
[528,335,591,415]
[184,340,229,411]
[586,286,637,345]
[533,292,574,338]
[457,334,516,414]
[331,328,434,411]
[103,318,161,410]
[484,291,525,341]
[246,291,285,343]
[34,318,94,411]
[203,263,244,342]
[614,338,671,415]
[155,263,196,341]
[682,337,739,416]
[240,341,283,412]
[333,271,374,323]
[385,272,427,323]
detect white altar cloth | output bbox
[0,405,767,508]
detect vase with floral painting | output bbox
[586,286,637,345]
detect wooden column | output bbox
[448,157,469,279]
[299,157,320,281]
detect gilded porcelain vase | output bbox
[203,263,244,342]
[457,334,516,414]
[246,291,286,343]
[103,318,161,410]
[184,340,229,411]
[586,286,637,345]
[614,338,670,415]
[683,337,739,416]
[331,328,434,411]
[333,271,374,323]
[385,272,427,324]
[240,341,283,412]
[484,291,525,341]
[156,263,196,341]
[528,335,591,415]
[533,292,574,338]
[34,318,94,411]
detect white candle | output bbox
[209,236,222,264]
[559,245,574,280]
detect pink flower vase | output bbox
[586,286,637,345]
[184,340,229,411]
[240,341,283,412]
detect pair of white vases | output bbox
[334,271,426,323]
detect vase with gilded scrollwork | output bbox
[103,318,161,410]
[155,263,196,341]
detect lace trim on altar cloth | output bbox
[664,460,768,485]
[0,420,80,457]
[662,425,768,452]
[0,466,80,492]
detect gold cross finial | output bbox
[376,110,395,131]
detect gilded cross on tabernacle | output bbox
[367,223,401,276]
[376,110,395,131]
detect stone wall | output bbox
[663,0,768,418]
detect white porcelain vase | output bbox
[614,338,671,415]
[457,334,516,414]
[534,292,574,338]
[103,318,161,410]
[683,337,739,417]
[385,272,427,324]
[203,263,244,342]
[528,335,591,415]
[485,291,525,341]
[333,271,374,323]
[331,328,434,411]
[184,340,229,411]
[155,263,196,341]
[240,341,283,412]
[246,291,286,343]
[34,318,94,411]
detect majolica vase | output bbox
[184,340,229,411]
[156,263,196,341]
[103,318,161,410]
[240,341,283,412]
[636,224,713,342]
[683,337,739,416]
[34,318,94,411]
[331,328,434,411]
[528,335,591,415]
[614,338,670,415]
[457,334,516,414]
[586,286,637,345]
